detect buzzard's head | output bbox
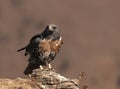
[42,24,59,37]
[47,24,59,33]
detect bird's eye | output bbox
[52,26,57,29]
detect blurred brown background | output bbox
[0,0,120,89]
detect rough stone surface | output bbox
[0,68,86,89]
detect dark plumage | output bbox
[17,24,63,75]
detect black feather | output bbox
[17,47,26,52]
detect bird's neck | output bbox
[41,30,52,38]
[47,33,60,40]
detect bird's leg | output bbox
[40,65,44,70]
[28,74,31,78]
[48,63,55,71]
[44,60,51,70]
[26,74,32,79]
[45,61,49,70]
[48,63,52,69]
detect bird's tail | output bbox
[17,47,26,52]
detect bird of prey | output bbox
[17,24,63,75]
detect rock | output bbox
[0,68,86,89]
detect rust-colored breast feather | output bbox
[39,40,51,53]
[49,40,62,53]
[39,38,62,53]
